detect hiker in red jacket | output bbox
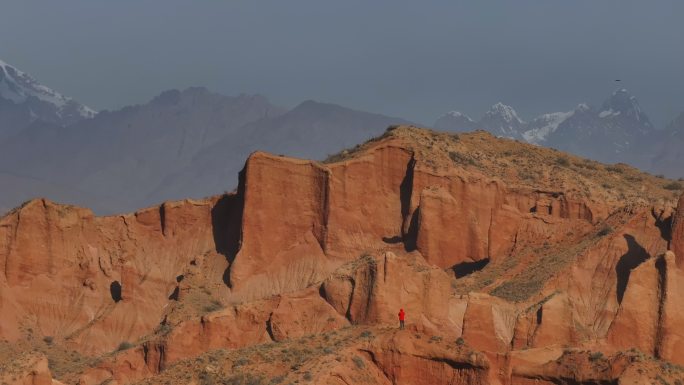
[398,308,405,329]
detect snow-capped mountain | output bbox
[522,110,575,144]
[433,103,526,139]
[433,111,476,132]
[479,102,526,139]
[597,89,652,130]
[0,59,95,141]
[435,89,657,166]
[650,112,684,178]
[544,89,654,165]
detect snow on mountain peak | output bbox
[522,110,574,144]
[444,110,474,121]
[446,111,463,117]
[486,102,524,124]
[433,109,476,131]
[575,103,590,112]
[600,88,651,129]
[0,58,96,120]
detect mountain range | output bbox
[1,58,683,214]
[0,59,94,140]
[0,59,411,213]
[435,88,680,173]
[3,126,684,384]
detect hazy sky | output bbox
[1,0,683,127]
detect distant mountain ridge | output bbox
[0,87,412,214]
[0,59,94,142]
[435,88,674,172]
[1,58,683,214]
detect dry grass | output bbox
[323,125,679,206]
[489,237,595,302]
[0,337,101,383]
[133,326,387,385]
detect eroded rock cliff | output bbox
[1,126,683,384]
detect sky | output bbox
[1,0,683,127]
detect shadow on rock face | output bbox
[615,234,650,304]
[453,258,490,279]
[110,281,122,302]
[211,171,245,288]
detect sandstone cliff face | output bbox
[671,193,684,267]
[0,197,238,354]
[320,252,463,331]
[364,331,489,385]
[2,126,684,385]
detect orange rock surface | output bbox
[1,126,683,384]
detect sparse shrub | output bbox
[116,341,134,351]
[386,124,400,132]
[606,166,623,173]
[43,336,54,345]
[233,357,251,367]
[656,174,666,179]
[456,337,465,346]
[301,347,312,355]
[158,323,172,335]
[203,299,223,313]
[491,280,543,302]
[429,335,442,342]
[223,373,266,385]
[270,376,285,385]
[555,157,570,167]
[589,351,604,361]
[302,372,313,381]
[580,161,598,170]
[664,182,683,190]
[450,133,460,142]
[360,330,373,339]
[322,347,333,354]
[449,151,476,166]
[518,169,539,181]
[597,225,613,237]
[352,355,365,369]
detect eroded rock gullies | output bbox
[0,196,240,354]
[670,193,684,267]
[2,126,684,384]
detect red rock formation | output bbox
[2,126,683,384]
[320,251,464,332]
[670,193,684,267]
[0,353,59,385]
[604,251,684,365]
[268,288,349,341]
[0,196,238,354]
[325,145,414,257]
[230,152,331,298]
[366,331,489,385]
[461,294,517,354]
[513,293,577,350]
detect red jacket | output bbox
[398,309,405,321]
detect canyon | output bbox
[1,126,684,385]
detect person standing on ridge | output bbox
[398,308,405,330]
